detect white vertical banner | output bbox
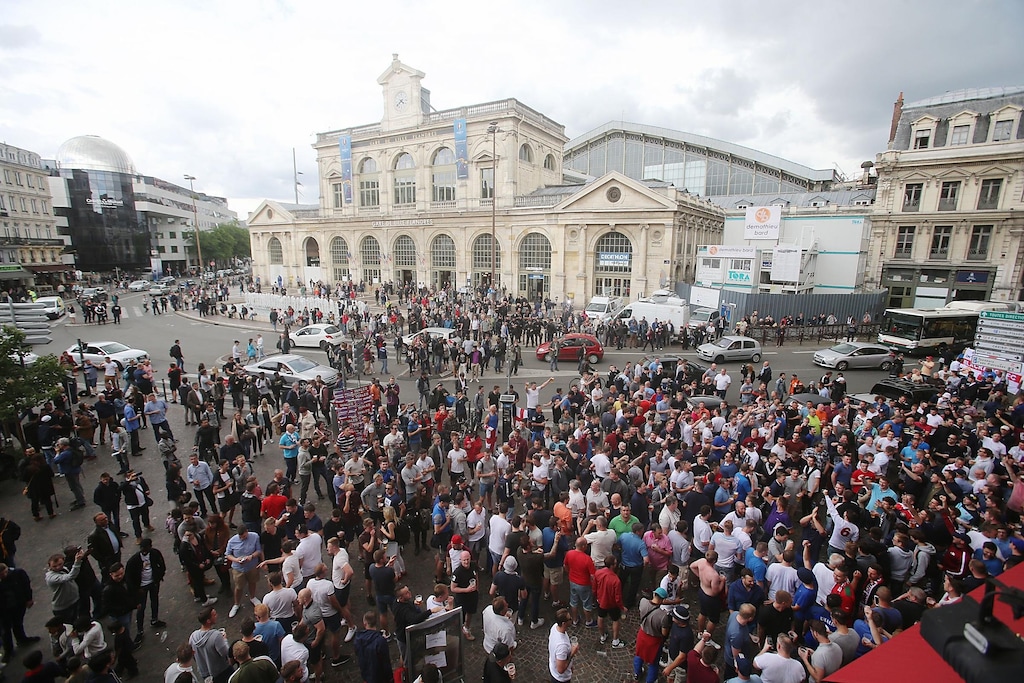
[744,206,782,240]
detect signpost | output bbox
[973,310,1024,375]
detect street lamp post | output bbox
[487,122,499,294]
[184,174,203,275]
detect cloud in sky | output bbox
[1,0,1020,219]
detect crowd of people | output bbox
[4,283,1024,683]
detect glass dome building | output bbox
[54,135,147,271]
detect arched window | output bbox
[593,231,633,297]
[361,236,381,282]
[431,235,456,269]
[544,154,557,171]
[393,235,417,268]
[471,233,501,289]
[518,232,551,297]
[358,158,379,208]
[431,147,456,204]
[394,153,416,206]
[268,237,283,265]
[519,144,534,163]
[329,237,350,281]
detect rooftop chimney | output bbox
[888,92,904,149]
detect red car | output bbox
[536,333,605,363]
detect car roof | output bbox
[826,341,888,350]
[788,393,831,406]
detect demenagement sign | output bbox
[744,206,781,240]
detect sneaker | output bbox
[530,618,545,630]
[586,620,598,629]
[600,634,608,644]
[330,656,352,667]
[462,628,475,641]
[344,627,357,643]
[611,639,625,649]
[250,597,261,607]
[229,604,240,618]
[151,620,167,628]
[517,617,524,627]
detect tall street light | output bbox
[184,175,203,274]
[487,122,499,293]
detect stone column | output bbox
[635,224,649,297]
[576,224,588,299]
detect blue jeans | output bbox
[518,585,541,624]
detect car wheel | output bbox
[588,354,600,364]
[880,360,892,371]
[714,355,724,364]
[751,353,761,363]
[320,341,329,351]
[545,352,552,361]
[836,361,849,370]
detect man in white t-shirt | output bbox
[327,536,356,643]
[548,609,578,682]
[488,509,511,574]
[582,516,617,569]
[294,526,323,585]
[447,439,468,484]
[525,378,555,418]
[754,635,806,683]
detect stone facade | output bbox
[868,87,1024,307]
[0,143,65,287]
[248,57,725,302]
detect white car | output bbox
[35,296,66,319]
[290,324,346,350]
[401,326,461,348]
[243,354,338,386]
[149,283,172,295]
[128,280,151,292]
[65,341,149,370]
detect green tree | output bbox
[0,326,65,424]
[187,220,252,267]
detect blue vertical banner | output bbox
[338,133,353,204]
[453,118,468,180]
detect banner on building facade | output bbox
[770,245,801,282]
[339,134,353,204]
[597,252,631,268]
[453,118,469,180]
[697,245,756,259]
[744,206,782,240]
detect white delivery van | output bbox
[617,297,690,339]
[585,296,624,323]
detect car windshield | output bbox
[97,342,130,353]
[712,338,732,348]
[828,344,857,355]
[287,357,317,372]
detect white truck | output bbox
[616,293,690,339]
[584,295,625,323]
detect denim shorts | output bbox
[568,582,596,611]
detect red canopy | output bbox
[826,562,1024,683]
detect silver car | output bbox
[696,335,762,363]
[243,354,338,386]
[813,342,894,371]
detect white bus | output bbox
[878,301,1021,355]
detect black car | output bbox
[847,379,938,406]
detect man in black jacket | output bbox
[87,513,122,575]
[125,538,166,632]
[392,584,432,659]
[0,563,40,661]
[92,473,127,538]
[101,562,139,645]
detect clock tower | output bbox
[378,54,428,133]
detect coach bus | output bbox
[878,300,1022,356]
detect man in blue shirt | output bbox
[724,603,757,679]
[619,522,649,609]
[727,569,765,613]
[187,452,217,517]
[122,402,144,456]
[278,424,300,481]
[225,525,263,618]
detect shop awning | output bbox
[0,266,31,280]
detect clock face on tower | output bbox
[393,90,408,111]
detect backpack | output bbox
[395,519,411,545]
[69,438,86,468]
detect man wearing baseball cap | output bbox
[632,587,672,683]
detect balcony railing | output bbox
[893,248,914,259]
[430,200,457,210]
[966,249,989,261]
[357,206,380,214]
[928,249,949,260]
[977,197,999,210]
[937,199,957,211]
[902,201,920,212]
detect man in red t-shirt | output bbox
[563,538,597,627]
[850,460,877,494]
[260,482,288,520]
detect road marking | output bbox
[132,307,145,317]
[790,351,818,354]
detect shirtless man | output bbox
[690,550,727,634]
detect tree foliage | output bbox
[0,326,65,423]
[187,220,252,266]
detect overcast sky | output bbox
[1,0,1020,220]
